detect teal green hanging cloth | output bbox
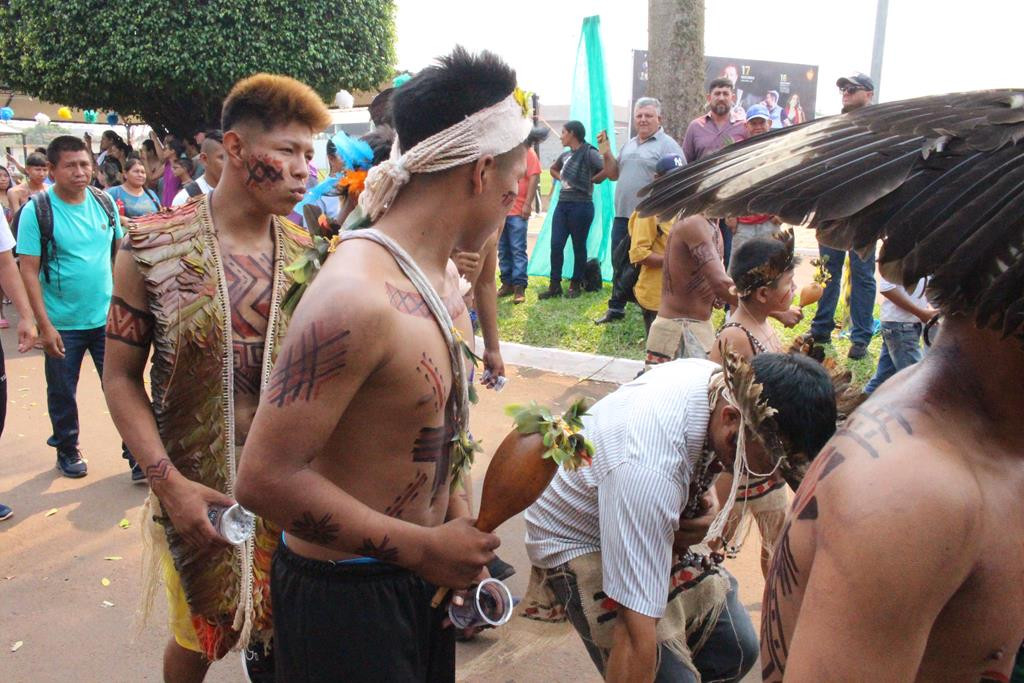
[528,15,617,281]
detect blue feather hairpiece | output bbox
[330,130,374,171]
[291,130,374,217]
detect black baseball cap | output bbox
[655,154,685,175]
[836,73,875,91]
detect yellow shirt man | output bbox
[628,212,673,313]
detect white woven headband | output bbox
[360,92,532,221]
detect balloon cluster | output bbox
[106,112,119,126]
[83,110,98,124]
[57,106,73,120]
[0,107,13,122]
[34,112,50,125]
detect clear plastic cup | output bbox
[207,503,255,545]
[448,578,514,629]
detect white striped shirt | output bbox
[525,359,717,618]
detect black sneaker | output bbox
[0,503,12,521]
[594,310,625,325]
[241,642,275,683]
[130,462,147,485]
[847,342,868,360]
[56,449,88,478]
[537,284,563,300]
[487,555,516,582]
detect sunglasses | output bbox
[840,85,865,94]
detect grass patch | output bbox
[496,276,883,386]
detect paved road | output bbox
[0,320,769,682]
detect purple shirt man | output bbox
[682,111,748,162]
[682,77,748,162]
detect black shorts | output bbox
[272,541,455,682]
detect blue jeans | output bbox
[550,200,594,284]
[810,245,878,346]
[607,216,630,313]
[498,215,529,287]
[45,326,106,452]
[551,566,757,683]
[864,321,924,394]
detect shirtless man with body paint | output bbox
[235,48,531,681]
[761,317,1024,682]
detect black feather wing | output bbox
[636,89,1024,337]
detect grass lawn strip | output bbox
[496,276,883,387]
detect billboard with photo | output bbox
[706,56,818,127]
[630,52,818,130]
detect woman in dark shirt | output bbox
[541,120,607,299]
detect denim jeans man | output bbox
[812,72,879,359]
[863,277,934,394]
[498,215,528,293]
[497,146,541,304]
[863,321,924,394]
[16,136,127,479]
[809,245,877,358]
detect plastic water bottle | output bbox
[481,369,508,392]
[207,503,255,545]
[448,578,514,630]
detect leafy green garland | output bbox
[282,231,338,315]
[504,399,595,470]
[449,326,482,489]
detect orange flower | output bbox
[338,169,368,196]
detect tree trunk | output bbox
[647,0,705,144]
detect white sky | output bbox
[396,0,1023,116]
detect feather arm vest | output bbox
[127,195,310,658]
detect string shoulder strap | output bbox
[719,321,767,355]
[338,229,470,432]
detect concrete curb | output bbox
[479,337,642,385]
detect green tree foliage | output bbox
[0,0,395,136]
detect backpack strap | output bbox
[87,185,118,229]
[86,186,119,261]
[32,191,55,283]
[184,180,202,197]
[143,187,161,212]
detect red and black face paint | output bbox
[244,153,285,191]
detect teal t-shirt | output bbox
[16,188,123,330]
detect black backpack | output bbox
[11,186,118,284]
[583,258,603,292]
